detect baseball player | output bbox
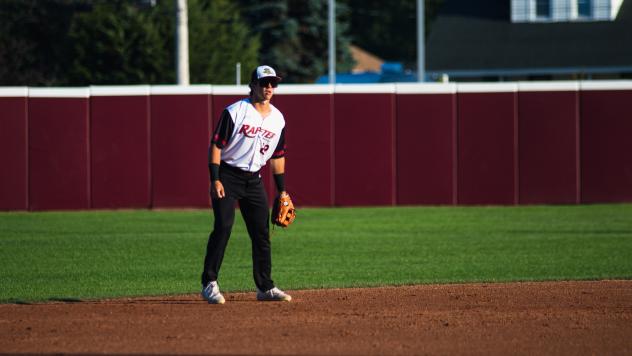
[201,65,292,304]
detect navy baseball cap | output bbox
[251,65,282,83]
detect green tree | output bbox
[68,1,169,85]
[0,0,89,85]
[1,0,362,85]
[187,0,260,84]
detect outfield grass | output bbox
[1,204,631,302]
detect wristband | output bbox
[273,173,285,192]
[209,163,220,182]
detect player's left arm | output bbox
[271,128,287,196]
[270,157,286,196]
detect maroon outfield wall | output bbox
[580,82,632,203]
[0,89,28,210]
[150,86,212,208]
[334,85,396,206]
[209,90,246,133]
[518,83,580,205]
[28,89,91,210]
[396,84,457,205]
[90,87,151,209]
[2,81,632,210]
[457,84,518,205]
[274,85,334,206]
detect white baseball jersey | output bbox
[211,98,286,172]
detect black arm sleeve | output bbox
[271,128,286,159]
[210,109,235,149]
[273,173,285,192]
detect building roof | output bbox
[426,0,632,77]
[349,45,384,73]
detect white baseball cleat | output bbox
[201,281,225,304]
[257,287,292,302]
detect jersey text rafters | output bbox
[238,124,276,139]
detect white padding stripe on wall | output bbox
[3,81,632,98]
[90,85,150,96]
[580,80,632,91]
[334,83,396,94]
[28,88,90,98]
[396,83,457,94]
[275,84,335,95]
[150,85,212,95]
[211,85,250,95]
[0,87,28,97]
[457,83,518,93]
[518,81,579,92]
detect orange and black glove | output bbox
[271,194,296,228]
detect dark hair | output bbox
[250,69,259,84]
[249,68,259,96]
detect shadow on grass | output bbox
[47,297,83,303]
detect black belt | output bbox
[220,161,259,176]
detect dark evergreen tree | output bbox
[238,0,353,83]
[237,1,302,81]
[288,0,354,81]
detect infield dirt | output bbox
[1,280,631,355]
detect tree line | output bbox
[0,0,443,85]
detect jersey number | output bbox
[260,144,270,155]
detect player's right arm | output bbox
[209,109,234,199]
[209,145,225,199]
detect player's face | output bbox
[255,78,278,101]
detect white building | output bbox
[511,0,624,22]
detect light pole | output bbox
[417,0,425,82]
[328,0,336,84]
[176,0,190,85]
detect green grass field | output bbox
[1,204,631,303]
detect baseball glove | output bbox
[271,194,296,228]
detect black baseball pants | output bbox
[201,163,275,292]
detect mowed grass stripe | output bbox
[1,204,631,302]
